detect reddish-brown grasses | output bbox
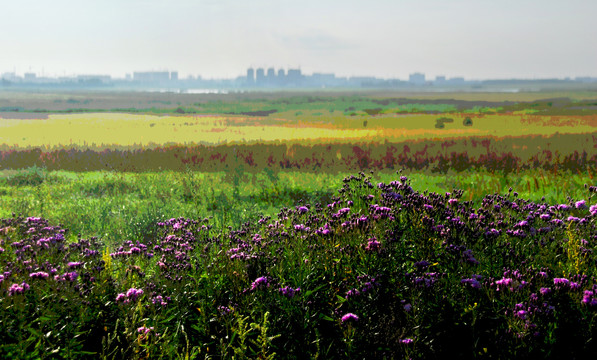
[2,132,596,174]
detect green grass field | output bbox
[0,167,592,246]
[2,90,597,358]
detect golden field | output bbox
[2,111,597,150]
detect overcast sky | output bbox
[2,0,596,80]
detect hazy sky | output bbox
[2,0,596,80]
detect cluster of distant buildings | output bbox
[2,68,597,91]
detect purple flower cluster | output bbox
[29,271,49,279]
[364,237,381,251]
[250,276,269,291]
[341,313,359,323]
[116,287,144,304]
[297,206,309,214]
[553,277,580,291]
[151,295,170,307]
[278,286,300,298]
[137,326,154,334]
[412,272,441,289]
[9,282,30,296]
[345,275,378,299]
[582,287,597,307]
[55,272,78,282]
[461,275,483,289]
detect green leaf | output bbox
[304,285,325,298]
[319,314,335,322]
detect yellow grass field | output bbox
[1,112,597,150]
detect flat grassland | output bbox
[2,89,597,359]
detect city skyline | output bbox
[2,0,596,80]
[5,66,595,83]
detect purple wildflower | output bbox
[540,287,551,296]
[151,295,169,307]
[495,277,513,291]
[551,218,564,226]
[341,313,359,323]
[297,206,309,214]
[294,224,310,232]
[130,247,141,254]
[8,282,30,296]
[400,338,414,345]
[414,260,430,270]
[575,200,587,209]
[365,237,381,251]
[251,276,269,291]
[485,228,500,238]
[126,288,144,301]
[279,286,300,298]
[553,278,570,290]
[540,213,551,221]
[137,326,154,334]
[29,271,49,279]
[516,310,527,320]
[218,306,233,315]
[582,290,597,307]
[461,277,482,289]
[346,289,361,299]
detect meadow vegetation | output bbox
[2,172,597,358]
[1,89,597,358]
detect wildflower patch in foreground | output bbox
[2,172,597,358]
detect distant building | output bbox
[447,77,465,85]
[287,69,302,85]
[277,69,286,85]
[409,73,426,85]
[24,73,36,81]
[1,72,18,81]
[435,75,446,84]
[311,73,336,86]
[133,71,170,82]
[170,71,178,81]
[266,68,276,84]
[256,68,265,85]
[77,75,111,84]
[246,68,255,84]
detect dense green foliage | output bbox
[0,168,592,245]
[2,172,597,358]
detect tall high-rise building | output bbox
[287,69,302,85]
[277,69,286,85]
[246,68,255,84]
[256,68,265,85]
[266,68,276,84]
